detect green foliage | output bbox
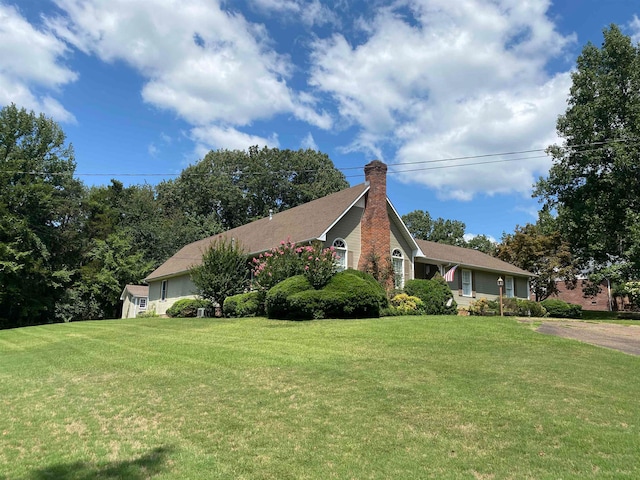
[136,307,159,318]
[617,280,640,309]
[540,299,582,319]
[190,238,249,308]
[253,239,338,290]
[401,209,467,246]
[0,104,83,328]
[166,299,213,318]
[265,271,387,320]
[161,146,349,230]
[468,298,499,316]
[359,252,396,290]
[389,293,425,315]
[404,277,457,315]
[223,291,264,318]
[535,25,640,279]
[498,212,579,301]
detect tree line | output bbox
[0,104,349,328]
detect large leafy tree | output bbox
[0,104,83,328]
[402,209,467,246]
[162,146,350,230]
[497,211,579,301]
[535,25,640,279]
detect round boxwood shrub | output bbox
[166,298,213,318]
[265,271,387,320]
[540,299,582,319]
[404,277,457,315]
[223,291,265,318]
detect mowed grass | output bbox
[1,316,638,479]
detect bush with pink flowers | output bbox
[252,239,338,290]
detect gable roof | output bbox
[120,284,149,300]
[145,183,369,281]
[415,239,534,277]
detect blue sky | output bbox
[2,0,640,242]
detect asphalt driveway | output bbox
[533,320,640,356]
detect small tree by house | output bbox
[190,238,250,309]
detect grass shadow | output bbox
[26,446,174,480]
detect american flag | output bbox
[443,265,458,282]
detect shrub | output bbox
[166,299,213,318]
[540,298,582,319]
[136,307,159,318]
[404,278,457,315]
[468,298,498,316]
[189,237,249,308]
[223,291,264,318]
[253,239,338,290]
[389,293,425,315]
[515,299,547,317]
[265,271,387,320]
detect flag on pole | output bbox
[443,265,458,282]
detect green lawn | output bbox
[1,316,638,479]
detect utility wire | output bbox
[3,138,637,179]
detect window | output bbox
[161,280,168,301]
[333,238,347,271]
[505,276,514,298]
[138,297,147,310]
[392,249,404,289]
[462,269,472,297]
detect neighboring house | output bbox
[145,161,534,315]
[545,279,613,311]
[120,284,149,318]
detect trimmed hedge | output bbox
[166,298,213,318]
[223,291,264,318]
[265,271,388,320]
[540,298,582,319]
[404,277,457,315]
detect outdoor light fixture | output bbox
[497,277,504,316]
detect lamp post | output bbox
[497,277,504,317]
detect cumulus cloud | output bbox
[631,15,640,43]
[309,0,576,199]
[0,3,77,121]
[300,132,318,150]
[47,0,330,128]
[190,125,279,152]
[250,0,339,26]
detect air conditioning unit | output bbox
[196,307,206,318]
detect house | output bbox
[145,161,533,315]
[120,284,149,318]
[546,279,613,311]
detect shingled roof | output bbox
[145,183,369,281]
[416,239,533,276]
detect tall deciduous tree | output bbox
[402,209,467,246]
[0,104,83,328]
[162,146,349,230]
[535,25,640,279]
[497,213,579,301]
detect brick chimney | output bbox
[358,160,391,276]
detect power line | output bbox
[3,138,637,179]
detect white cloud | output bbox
[300,132,318,150]
[0,3,77,121]
[464,233,497,243]
[47,0,330,128]
[190,125,279,152]
[309,0,575,199]
[250,0,338,27]
[631,15,640,43]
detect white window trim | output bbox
[462,269,473,297]
[392,249,404,289]
[138,297,147,310]
[333,238,347,271]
